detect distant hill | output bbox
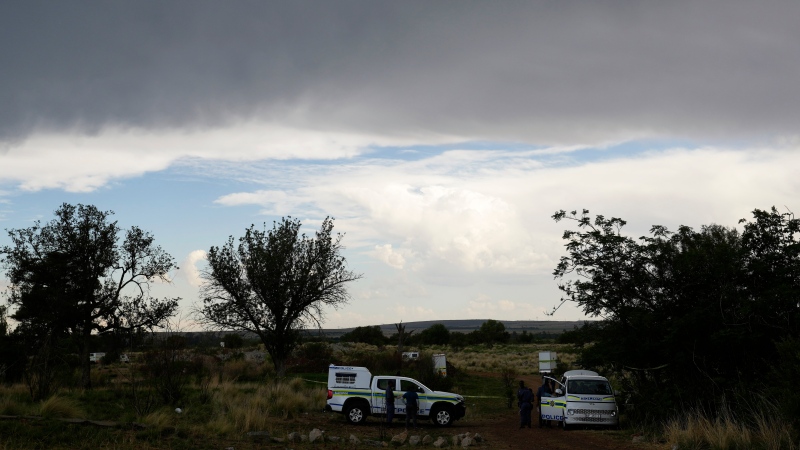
[317,319,589,338]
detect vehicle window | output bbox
[568,380,612,395]
[377,379,396,390]
[400,380,424,393]
[335,372,356,384]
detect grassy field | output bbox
[1,342,795,449]
[0,343,522,449]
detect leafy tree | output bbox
[478,319,509,345]
[223,333,244,349]
[1,203,180,389]
[199,217,361,377]
[551,207,800,420]
[418,323,450,346]
[339,325,387,346]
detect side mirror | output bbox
[555,388,563,395]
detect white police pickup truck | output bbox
[324,365,466,427]
[540,370,619,429]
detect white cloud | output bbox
[370,244,406,269]
[393,305,435,320]
[181,250,207,288]
[0,123,461,192]
[465,294,539,318]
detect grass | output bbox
[438,343,579,375]
[663,403,796,450]
[2,343,795,449]
[39,395,85,419]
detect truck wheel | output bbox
[345,402,368,425]
[431,405,454,427]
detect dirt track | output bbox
[465,373,660,450]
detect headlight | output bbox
[611,410,617,417]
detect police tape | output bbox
[300,379,503,399]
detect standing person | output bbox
[402,389,419,428]
[536,378,552,428]
[384,380,396,427]
[517,381,534,428]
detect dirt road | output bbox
[464,373,658,450]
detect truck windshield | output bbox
[567,380,613,395]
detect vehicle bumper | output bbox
[564,415,619,426]
[453,403,466,420]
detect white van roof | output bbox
[563,370,599,377]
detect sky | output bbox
[2,1,800,330]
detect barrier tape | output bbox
[301,378,504,399]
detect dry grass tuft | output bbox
[143,408,177,428]
[663,404,795,450]
[39,395,85,419]
[211,379,326,433]
[444,343,578,375]
[0,384,34,416]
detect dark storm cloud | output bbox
[2,0,799,144]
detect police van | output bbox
[540,370,619,429]
[324,364,465,426]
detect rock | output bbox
[287,432,300,442]
[472,433,483,443]
[309,428,324,443]
[632,435,645,443]
[433,437,448,448]
[327,436,340,442]
[452,434,461,446]
[271,437,285,443]
[408,435,421,446]
[392,431,408,447]
[350,434,361,445]
[461,436,473,447]
[391,430,408,446]
[422,435,433,445]
[301,434,308,442]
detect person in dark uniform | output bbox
[517,380,534,428]
[536,378,553,428]
[402,389,419,428]
[384,380,396,427]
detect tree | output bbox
[478,319,509,345]
[394,321,415,354]
[199,217,361,377]
[339,325,387,346]
[551,207,800,420]
[223,333,244,349]
[1,203,180,389]
[418,323,450,346]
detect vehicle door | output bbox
[373,377,397,415]
[400,379,428,417]
[539,376,566,422]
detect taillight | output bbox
[327,389,333,400]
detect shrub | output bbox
[663,402,796,450]
[39,395,85,419]
[289,342,334,373]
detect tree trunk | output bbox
[274,358,286,378]
[80,325,92,389]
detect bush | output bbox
[39,395,85,419]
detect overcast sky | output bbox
[2,1,799,330]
